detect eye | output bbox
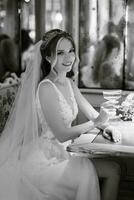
[57,51,64,55]
[69,48,75,53]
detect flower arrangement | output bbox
[116,93,134,121]
[116,105,134,121]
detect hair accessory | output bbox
[41,29,63,49]
[41,29,72,50]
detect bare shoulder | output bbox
[39,80,53,91]
[38,80,57,101]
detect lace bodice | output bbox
[35,79,78,162]
[36,78,78,140]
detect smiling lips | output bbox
[62,62,72,66]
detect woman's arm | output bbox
[70,80,99,120]
[70,81,121,142]
[39,82,97,143]
[70,80,109,130]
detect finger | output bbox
[113,135,121,143]
[111,132,121,142]
[113,137,120,143]
[102,131,112,140]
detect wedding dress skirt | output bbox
[0,79,99,200]
[0,148,96,200]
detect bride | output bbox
[0,29,120,200]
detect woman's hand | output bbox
[102,125,121,143]
[94,107,109,127]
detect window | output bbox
[0,0,6,33]
[79,0,134,90]
[21,0,35,41]
[0,0,19,39]
[45,0,78,38]
[20,0,134,91]
[45,0,65,31]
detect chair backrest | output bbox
[0,83,19,135]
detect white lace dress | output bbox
[0,79,97,200]
[35,78,78,163]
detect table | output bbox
[67,121,134,157]
[67,121,134,199]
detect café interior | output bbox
[0,0,134,199]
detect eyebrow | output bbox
[57,49,64,52]
[57,47,74,51]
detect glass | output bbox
[102,90,122,118]
[103,90,122,103]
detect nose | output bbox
[64,52,69,58]
[64,52,74,60]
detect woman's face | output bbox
[51,38,75,74]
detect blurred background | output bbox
[0,1,134,199]
[0,0,134,90]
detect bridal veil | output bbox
[0,40,42,165]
